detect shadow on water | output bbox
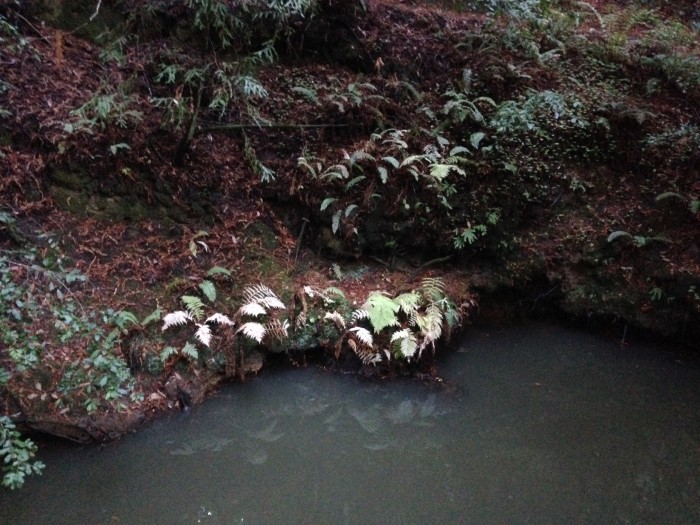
[1,322,699,524]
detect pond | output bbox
[1,323,699,524]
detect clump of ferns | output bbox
[324,277,464,366]
[161,284,289,371]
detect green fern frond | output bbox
[198,280,217,303]
[181,342,199,361]
[182,295,205,321]
[206,266,232,277]
[362,292,400,333]
[159,346,178,362]
[323,287,346,301]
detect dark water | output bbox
[2,323,699,524]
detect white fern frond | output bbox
[303,285,316,298]
[237,322,267,343]
[258,296,286,310]
[205,313,234,326]
[182,295,205,320]
[349,327,374,347]
[238,302,267,317]
[351,309,370,322]
[390,328,412,343]
[162,311,193,331]
[243,284,278,304]
[323,311,346,330]
[398,335,418,358]
[194,323,212,347]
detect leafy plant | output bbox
[0,417,44,490]
[329,277,464,364]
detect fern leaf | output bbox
[205,313,234,326]
[362,292,400,333]
[323,311,346,330]
[162,311,193,331]
[199,280,217,303]
[390,328,411,342]
[349,327,374,347]
[382,156,400,169]
[324,287,346,300]
[393,292,420,317]
[159,346,177,362]
[206,266,232,277]
[181,342,199,360]
[182,295,205,321]
[377,166,389,184]
[258,296,286,310]
[239,302,267,317]
[331,210,342,235]
[266,319,289,341]
[607,230,632,243]
[238,322,266,343]
[243,284,276,304]
[320,197,337,211]
[450,145,471,157]
[350,150,375,164]
[142,308,163,327]
[194,324,212,347]
[351,309,370,322]
[397,334,418,358]
[420,277,446,303]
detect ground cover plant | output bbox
[1,0,698,487]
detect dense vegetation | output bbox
[1,0,698,487]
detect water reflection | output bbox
[1,323,699,525]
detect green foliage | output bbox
[0,241,141,415]
[0,417,45,490]
[339,277,463,363]
[361,292,401,333]
[65,83,143,135]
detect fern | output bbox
[239,302,267,317]
[323,311,346,331]
[194,323,212,347]
[392,292,420,318]
[180,342,199,361]
[238,322,266,343]
[182,295,205,321]
[198,280,217,303]
[362,292,401,333]
[420,277,446,304]
[266,319,289,342]
[162,311,193,331]
[205,313,234,326]
[242,284,285,310]
[394,332,418,359]
[348,327,374,347]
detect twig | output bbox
[294,218,309,265]
[90,0,103,21]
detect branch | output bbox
[90,0,103,21]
